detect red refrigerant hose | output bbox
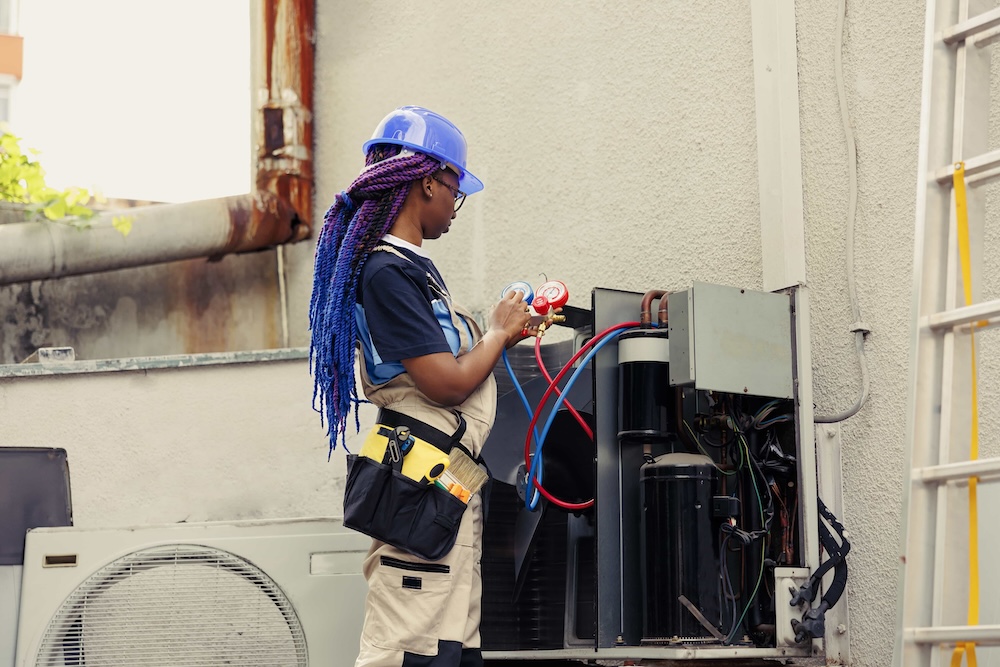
[523,320,641,511]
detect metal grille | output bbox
[34,544,307,666]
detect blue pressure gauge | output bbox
[500,281,534,304]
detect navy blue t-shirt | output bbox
[355,240,470,385]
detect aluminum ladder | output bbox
[896,1,1000,665]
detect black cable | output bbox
[789,498,852,642]
[719,531,739,635]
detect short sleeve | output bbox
[360,260,452,362]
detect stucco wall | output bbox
[0,355,360,527]
[797,4,923,666]
[287,1,763,338]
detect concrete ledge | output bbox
[0,347,310,378]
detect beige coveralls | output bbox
[354,273,498,667]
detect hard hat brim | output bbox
[363,138,484,195]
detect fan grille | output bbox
[34,544,307,666]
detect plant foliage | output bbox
[0,131,95,228]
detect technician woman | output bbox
[309,106,533,667]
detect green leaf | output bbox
[42,199,66,220]
[112,214,134,237]
[68,205,94,219]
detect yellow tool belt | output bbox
[360,408,467,482]
[359,425,451,484]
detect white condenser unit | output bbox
[14,517,369,667]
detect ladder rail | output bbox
[895,0,951,648]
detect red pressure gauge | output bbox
[531,280,569,315]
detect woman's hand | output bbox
[488,290,533,346]
[505,307,564,347]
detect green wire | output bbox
[682,420,736,476]
[728,543,766,644]
[727,432,767,644]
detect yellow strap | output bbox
[951,643,978,667]
[950,162,979,666]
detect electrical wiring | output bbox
[522,321,641,511]
[718,409,777,644]
[757,415,793,428]
[693,418,730,448]
[815,0,871,423]
[752,399,793,429]
[683,420,737,476]
[720,532,740,637]
[730,407,776,524]
[752,399,783,425]
[727,543,766,644]
[724,432,768,645]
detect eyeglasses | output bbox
[431,173,467,213]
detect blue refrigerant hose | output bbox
[523,327,633,511]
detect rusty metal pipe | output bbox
[255,0,314,235]
[0,192,301,286]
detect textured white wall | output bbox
[285,1,763,338]
[0,359,357,528]
[797,3,924,666]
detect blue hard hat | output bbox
[363,106,484,195]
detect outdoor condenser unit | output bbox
[14,518,370,667]
[480,283,819,663]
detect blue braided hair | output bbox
[309,144,445,455]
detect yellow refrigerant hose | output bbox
[950,162,980,667]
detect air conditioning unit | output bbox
[14,517,369,667]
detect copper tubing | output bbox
[657,292,669,327]
[675,386,699,453]
[639,289,668,327]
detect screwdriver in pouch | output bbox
[386,430,404,473]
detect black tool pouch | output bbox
[342,410,470,561]
[343,454,467,561]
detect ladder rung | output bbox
[924,299,1000,331]
[905,625,1000,646]
[913,457,1000,483]
[935,148,1000,185]
[943,7,1000,44]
